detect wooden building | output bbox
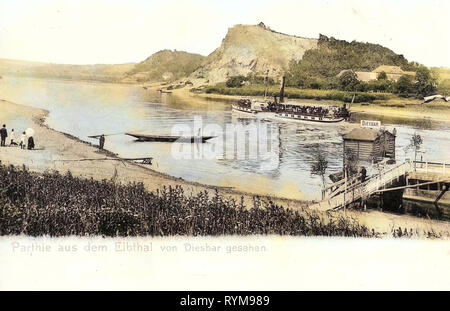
[343,128,396,163]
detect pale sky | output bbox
[0,0,449,67]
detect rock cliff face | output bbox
[191,23,318,83]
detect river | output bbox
[1,76,450,200]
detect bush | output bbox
[415,66,437,97]
[246,73,275,85]
[377,71,388,80]
[0,164,375,237]
[394,75,415,95]
[205,84,389,103]
[339,71,359,90]
[226,75,246,88]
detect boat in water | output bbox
[126,133,216,143]
[231,99,254,114]
[275,112,345,123]
[231,76,350,124]
[275,104,349,123]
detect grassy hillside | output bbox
[286,35,416,87]
[432,67,450,81]
[432,67,450,95]
[125,49,204,83]
[0,58,135,83]
[0,50,204,83]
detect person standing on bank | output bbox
[20,131,26,149]
[27,135,35,150]
[10,129,18,146]
[99,134,105,150]
[0,124,8,147]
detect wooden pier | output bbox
[311,160,450,211]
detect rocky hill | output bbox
[1,23,423,86]
[191,23,318,83]
[123,50,205,83]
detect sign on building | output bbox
[360,120,381,129]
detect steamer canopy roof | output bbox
[343,128,380,142]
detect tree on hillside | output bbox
[245,73,275,85]
[367,79,392,92]
[226,75,246,88]
[377,71,388,80]
[415,66,437,97]
[395,75,415,95]
[339,70,359,91]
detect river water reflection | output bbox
[1,76,450,200]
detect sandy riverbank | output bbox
[1,98,450,237]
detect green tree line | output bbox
[283,35,437,98]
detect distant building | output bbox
[338,65,416,82]
[343,128,396,163]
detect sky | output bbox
[0,0,449,67]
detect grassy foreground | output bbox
[0,164,375,237]
[203,84,390,103]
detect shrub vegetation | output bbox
[0,164,375,237]
[205,84,389,103]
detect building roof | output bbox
[343,128,379,141]
[337,69,353,77]
[343,128,396,142]
[355,71,377,82]
[373,65,405,74]
[373,65,415,76]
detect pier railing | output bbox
[411,161,450,176]
[312,162,412,211]
[312,160,450,211]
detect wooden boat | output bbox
[126,133,216,143]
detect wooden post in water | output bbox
[279,76,286,103]
[343,169,347,212]
[264,69,269,100]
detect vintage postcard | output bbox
[0,0,449,292]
